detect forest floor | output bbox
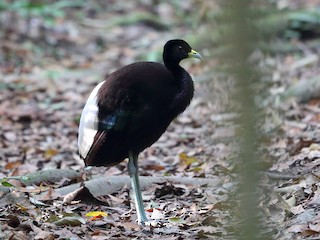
[1,1,320,239]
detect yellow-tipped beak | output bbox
[188,49,203,60]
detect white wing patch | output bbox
[78,81,104,159]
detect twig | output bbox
[38,175,221,198]
[266,171,299,180]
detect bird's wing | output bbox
[78,82,104,160]
[82,130,107,166]
[78,80,132,164]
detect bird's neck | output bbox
[168,65,194,114]
[165,63,186,80]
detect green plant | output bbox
[1,0,85,26]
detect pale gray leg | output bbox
[128,151,148,225]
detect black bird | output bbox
[78,39,202,225]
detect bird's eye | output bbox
[178,45,182,49]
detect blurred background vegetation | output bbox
[1,0,320,106]
[1,0,320,68]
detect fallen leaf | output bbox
[0,179,15,187]
[291,205,305,215]
[150,208,164,220]
[85,211,108,217]
[301,229,319,237]
[287,224,308,233]
[53,213,86,226]
[285,195,296,207]
[309,222,320,233]
[6,215,20,228]
[63,186,85,204]
[4,132,17,142]
[44,148,58,159]
[202,216,217,226]
[4,161,23,170]
[168,217,185,224]
[179,152,198,166]
[107,194,124,203]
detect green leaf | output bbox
[1,180,14,187]
[168,217,185,224]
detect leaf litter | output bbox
[1,0,320,239]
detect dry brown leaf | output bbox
[4,161,23,170]
[44,148,59,159]
[309,222,320,233]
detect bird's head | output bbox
[163,39,202,68]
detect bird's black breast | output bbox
[97,62,180,125]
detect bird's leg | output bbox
[128,151,148,225]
